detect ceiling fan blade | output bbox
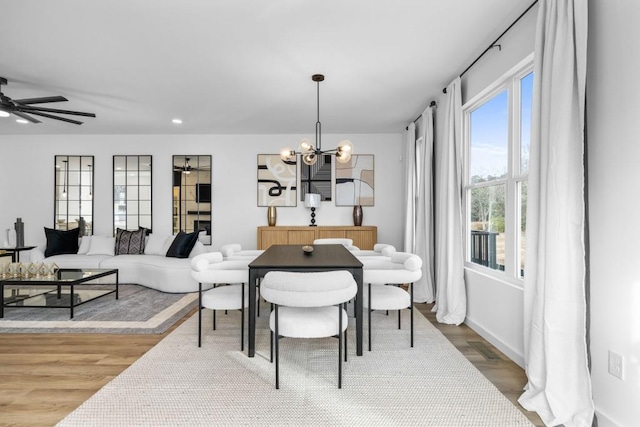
[19,105,96,117]
[12,110,42,124]
[23,110,84,125]
[13,96,68,105]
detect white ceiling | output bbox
[0,0,531,135]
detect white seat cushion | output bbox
[363,284,411,310]
[202,284,248,310]
[270,306,348,338]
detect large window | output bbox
[464,59,533,280]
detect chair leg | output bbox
[213,309,216,330]
[275,304,280,389]
[338,304,342,389]
[241,284,245,351]
[368,283,372,352]
[343,302,348,362]
[398,309,402,329]
[198,282,203,347]
[410,282,414,348]
[270,303,274,363]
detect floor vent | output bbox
[468,341,501,361]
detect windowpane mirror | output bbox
[113,155,152,233]
[54,155,94,236]
[172,155,211,244]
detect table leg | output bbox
[115,271,119,299]
[1,283,4,318]
[70,284,74,319]
[353,267,363,356]
[248,268,257,357]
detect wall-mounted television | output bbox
[196,183,211,203]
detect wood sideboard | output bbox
[257,226,378,250]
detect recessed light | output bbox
[172,118,183,124]
[16,119,28,124]
[0,111,10,118]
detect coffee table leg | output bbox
[1,283,4,318]
[115,271,119,299]
[70,284,74,319]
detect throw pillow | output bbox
[77,236,92,255]
[144,234,169,255]
[115,228,146,255]
[87,236,116,256]
[165,231,199,258]
[44,227,80,257]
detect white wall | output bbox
[587,1,640,426]
[0,133,404,254]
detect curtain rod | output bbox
[442,0,538,94]
[405,100,437,131]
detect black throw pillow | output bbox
[165,230,199,258]
[44,227,80,257]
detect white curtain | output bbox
[434,77,466,325]
[518,1,594,426]
[404,108,435,303]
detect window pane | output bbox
[470,90,508,183]
[469,184,505,271]
[520,72,533,175]
[519,181,528,278]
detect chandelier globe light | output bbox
[280,74,353,166]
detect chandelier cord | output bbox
[316,79,321,152]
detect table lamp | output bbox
[304,193,321,226]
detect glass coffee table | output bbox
[0,268,119,319]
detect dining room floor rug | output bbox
[0,284,198,334]
[56,302,533,426]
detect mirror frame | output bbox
[113,155,153,234]
[54,155,94,236]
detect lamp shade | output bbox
[304,193,321,208]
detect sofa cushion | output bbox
[44,254,111,269]
[115,228,146,255]
[144,234,170,255]
[166,231,198,259]
[44,227,79,257]
[87,236,116,256]
[77,236,92,255]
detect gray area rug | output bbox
[0,284,197,334]
[57,302,533,426]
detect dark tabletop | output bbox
[249,244,363,269]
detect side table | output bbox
[0,247,36,263]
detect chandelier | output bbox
[280,74,353,166]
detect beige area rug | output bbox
[0,284,198,334]
[57,302,533,426]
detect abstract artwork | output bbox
[257,154,297,206]
[300,154,332,202]
[335,154,374,206]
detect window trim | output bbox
[462,54,534,286]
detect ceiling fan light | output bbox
[280,147,295,161]
[302,152,318,166]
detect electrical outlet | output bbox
[608,350,624,380]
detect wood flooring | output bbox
[0,304,543,427]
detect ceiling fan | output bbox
[0,77,96,125]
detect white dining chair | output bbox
[260,270,357,389]
[312,238,360,251]
[362,252,422,351]
[191,252,251,349]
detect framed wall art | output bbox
[335,154,374,206]
[257,154,297,206]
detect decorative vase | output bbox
[4,228,16,248]
[267,206,277,226]
[353,205,363,226]
[14,218,24,248]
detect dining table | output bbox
[247,244,364,357]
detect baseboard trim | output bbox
[464,317,525,368]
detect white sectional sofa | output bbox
[30,234,209,293]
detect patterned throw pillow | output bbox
[115,228,146,255]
